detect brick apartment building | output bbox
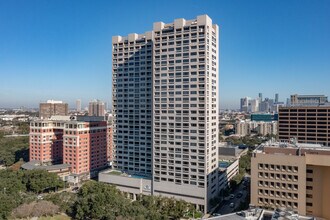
[29,116,111,180]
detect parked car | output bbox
[229,202,234,208]
[230,194,235,199]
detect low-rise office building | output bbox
[251,141,330,219]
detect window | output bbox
[306,202,313,207]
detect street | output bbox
[213,178,250,215]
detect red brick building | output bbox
[29,116,111,179]
[107,126,113,162]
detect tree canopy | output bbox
[72,181,197,220]
[0,135,29,166]
[0,169,64,219]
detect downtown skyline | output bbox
[0,0,330,109]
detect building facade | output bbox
[29,116,110,180]
[109,15,219,213]
[30,119,65,163]
[39,100,68,119]
[257,121,277,136]
[112,31,153,176]
[62,119,108,179]
[107,125,113,162]
[251,113,278,122]
[76,99,81,112]
[88,99,106,117]
[235,120,277,136]
[278,106,330,146]
[290,94,328,106]
[251,142,330,219]
[152,15,219,212]
[240,97,250,112]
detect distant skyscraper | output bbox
[275,93,279,103]
[39,100,68,119]
[240,97,250,112]
[76,99,81,112]
[259,93,263,102]
[88,99,105,117]
[249,99,260,113]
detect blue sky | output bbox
[0,0,329,109]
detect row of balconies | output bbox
[258,197,298,209]
[258,189,298,200]
[258,164,298,173]
[154,33,206,42]
[258,181,299,191]
[258,172,298,182]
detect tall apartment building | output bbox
[152,15,219,212]
[290,94,328,106]
[109,15,219,213]
[88,99,105,117]
[39,100,68,119]
[251,142,330,219]
[76,99,81,112]
[278,106,330,146]
[29,116,110,180]
[112,32,153,176]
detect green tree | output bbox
[23,170,64,193]
[0,135,29,166]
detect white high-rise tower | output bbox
[103,15,219,213]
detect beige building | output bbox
[278,106,330,146]
[39,100,68,119]
[88,99,105,117]
[251,141,330,219]
[236,120,253,136]
[108,14,219,213]
[235,120,277,136]
[257,121,277,136]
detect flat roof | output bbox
[254,141,330,156]
[102,169,151,180]
[21,160,71,171]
